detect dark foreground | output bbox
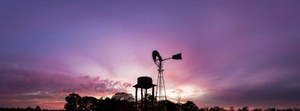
[1,93,299,111]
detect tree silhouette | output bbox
[145,93,156,103]
[35,106,41,111]
[65,93,81,111]
[95,97,135,111]
[229,106,235,111]
[78,96,97,111]
[182,101,199,111]
[159,100,180,111]
[199,107,209,111]
[265,108,276,111]
[252,108,262,111]
[237,106,249,111]
[209,106,225,111]
[25,107,35,111]
[112,92,134,102]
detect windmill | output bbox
[152,50,182,101]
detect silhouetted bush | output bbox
[182,101,199,111]
[209,106,226,111]
[159,100,180,111]
[64,92,135,111]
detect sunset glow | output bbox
[1,0,300,109]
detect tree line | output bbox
[63,92,300,111]
[1,92,299,111]
[64,92,200,111]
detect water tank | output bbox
[134,76,156,89]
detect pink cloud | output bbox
[0,65,132,109]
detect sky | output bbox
[1,0,300,109]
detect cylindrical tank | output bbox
[137,76,153,85]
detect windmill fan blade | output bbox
[172,53,182,60]
[152,50,162,62]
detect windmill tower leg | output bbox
[156,62,167,101]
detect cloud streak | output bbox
[0,65,131,108]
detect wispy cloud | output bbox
[0,65,132,108]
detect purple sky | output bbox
[1,0,300,109]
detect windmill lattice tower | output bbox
[152,50,182,101]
